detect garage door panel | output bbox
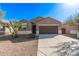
[39,26,58,34]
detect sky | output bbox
[0,3,79,22]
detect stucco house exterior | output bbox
[0,17,77,35]
[0,22,13,35]
[19,20,32,31]
[0,25,5,35]
[0,20,7,35]
[32,17,77,35]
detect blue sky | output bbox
[0,3,79,22]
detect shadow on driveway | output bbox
[51,41,79,56]
[38,34,77,39]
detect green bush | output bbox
[11,33,18,39]
[28,33,35,38]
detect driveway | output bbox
[37,34,78,56]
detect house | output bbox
[0,19,32,35]
[0,17,77,35]
[19,20,32,31]
[0,20,5,35]
[0,25,5,35]
[32,17,77,34]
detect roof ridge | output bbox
[46,17,61,23]
[32,16,45,23]
[32,16,44,20]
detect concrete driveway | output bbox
[37,34,78,56]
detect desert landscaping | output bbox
[0,34,38,56]
[0,3,79,56]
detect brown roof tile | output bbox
[32,17,61,24]
[32,17,45,23]
[19,19,29,23]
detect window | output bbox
[21,23,27,30]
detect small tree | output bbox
[0,10,4,18]
[65,16,76,26]
[0,10,22,38]
[65,13,79,39]
[1,21,22,38]
[8,21,22,38]
[74,14,79,32]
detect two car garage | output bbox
[34,17,62,34]
[39,26,58,34]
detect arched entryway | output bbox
[61,28,66,34]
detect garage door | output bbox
[39,26,58,34]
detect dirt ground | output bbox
[0,34,38,56]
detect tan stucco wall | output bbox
[60,24,77,34]
[36,23,77,34]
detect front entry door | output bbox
[62,28,66,34]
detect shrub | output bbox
[28,33,35,38]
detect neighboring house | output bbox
[32,17,62,34]
[32,17,77,34]
[19,20,32,31]
[0,20,6,35]
[0,24,5,35]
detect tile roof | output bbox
[19,19,29,23]
[32,16,45,23]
